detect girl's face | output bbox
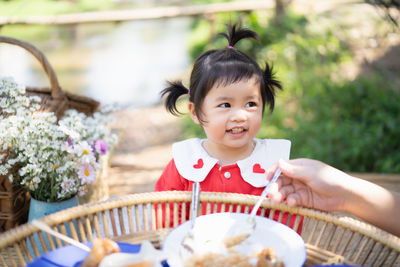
[189,76,263,160]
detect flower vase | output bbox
[28,196,79,221]
[27,196,79,256]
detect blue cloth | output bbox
[27,242,140,267]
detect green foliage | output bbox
[182,8,400,173]
[182,114,206,139]
[285,75,400,173]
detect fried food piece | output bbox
[81,238,120,267]
[256,247,284,267]
[184,252,252,267]
[223,233,250,248]
[123,262,153,267]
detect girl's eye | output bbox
[246,102,257,108]
[218,103,231,108]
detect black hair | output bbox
[161,22,282,121]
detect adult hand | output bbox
[267,158,353,212]
[267,158,400,237]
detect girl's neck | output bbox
[202,140,255,166]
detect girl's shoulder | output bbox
[251,138,291,163]
[236,138,291,187]
[172,138,204,151]
[254,138,291,152]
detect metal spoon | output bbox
[249,168,282,223]
[223,168,282,247]
[180,182,200,255]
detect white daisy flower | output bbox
[0,165,8,175]
[75,141,96,163]
[78,163,96,184]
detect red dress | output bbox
[154,138,302,233]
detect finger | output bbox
[267,182,279,197]
[278,159,298,177]
[286,195,298,207]
[269,184,295,204]
[286,190,312,208]
[286,192,304,207]
[266,163,279,181]
[269,190,285,204]
[278,159,312,183]
[268,174,291,192]
[277,175,293,187]
[273,176,294,194]
[279,184,296,198]
[268,183,295,204]
[268,181,279,194]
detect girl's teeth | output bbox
[231,128,243,134]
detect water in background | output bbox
[0,17,191,108]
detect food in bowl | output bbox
[183,246,284,267]
[256,247,284,267]
[223,233,251,248]
[162,213,306,267]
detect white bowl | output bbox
[162,212,306,267]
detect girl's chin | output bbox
[222,139,253,149]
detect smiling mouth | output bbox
[228,128,247,134]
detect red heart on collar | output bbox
[193,158,204,169]
[253,163,265,174]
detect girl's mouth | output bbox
[228,127,247,134]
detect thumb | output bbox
[278,159,310,183]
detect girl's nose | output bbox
[230,108,247,122]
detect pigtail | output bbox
[218,23,258,48]
[263,62,282,112]
[160,80,189,116]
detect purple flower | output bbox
[67,138,74,147]
[90,140,96,155]
[95,139,108,155]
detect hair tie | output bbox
[187,89,191,95]
[227,45,235,49]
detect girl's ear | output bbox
[188,102,200,125]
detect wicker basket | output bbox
[0,36,101,232]
[0,35,99,119]
[0,173,30,233]
[0,191,399,266]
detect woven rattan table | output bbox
[0,191,399,266]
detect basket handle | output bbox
[0,36,64,100]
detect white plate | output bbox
[162,212,306,267]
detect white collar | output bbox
[172,138,291,187]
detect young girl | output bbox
[155,23,300,231]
